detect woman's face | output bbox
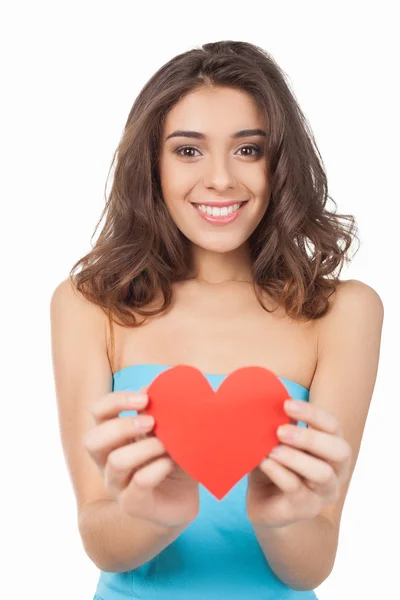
[158,86,271,254]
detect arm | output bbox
[253,280,384,590]
[78,499,189,572]
[252,515,337,591]
[50,279,189,573]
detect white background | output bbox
[1,1,398,599]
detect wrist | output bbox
[249,515,305,530]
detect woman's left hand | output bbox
[246,399,353,528]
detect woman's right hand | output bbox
[83,387,200,528]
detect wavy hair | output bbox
[69,40,360,372]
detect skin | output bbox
[246,398,351,528]
[158,85,271,281]
[155,85,352,528]
[78,85,380,584]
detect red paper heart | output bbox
[145,365,292,500]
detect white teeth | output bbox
[195,203,242,216]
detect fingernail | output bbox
[131,393,147,406]
[138,415,155,429]
[278,425,299,440]
[269,445,283,456]
[285,399,301,411]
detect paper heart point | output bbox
[145,365,292,500]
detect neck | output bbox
[188,243,253,284]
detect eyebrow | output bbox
[165,128,267,141]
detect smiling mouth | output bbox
[192,201,247,216]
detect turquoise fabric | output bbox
[94,364,317,599]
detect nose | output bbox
[203,155,237,191]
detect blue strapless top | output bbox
[94,364,317,600]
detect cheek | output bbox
[255,169,271,206]
[161,167,195,203]
[250,166,269,193]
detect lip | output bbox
[191,201,247,225]
[192,200,247,208]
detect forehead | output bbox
[163,87,265,139]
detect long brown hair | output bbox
[69,40,360,372]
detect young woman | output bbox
[50,41,384,599]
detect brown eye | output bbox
[174,146,200,158]
[238,145,262,157]
[174,144,263,158]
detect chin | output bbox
[190,232,250,254]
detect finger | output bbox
[136,386,152,415]
[105,436,167,493]
[259,457,304,494]
[284,399,343,436]
[277,424,352,467]
[89,390,149,424]
[268,444,338,495]
[83,413,156,471]
[133,456,175,489]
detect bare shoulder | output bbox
[51,276,79,302]
[327,278,383,309]
[51,276,106,317]
[50,277,109,340]
[319,278,384,346]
